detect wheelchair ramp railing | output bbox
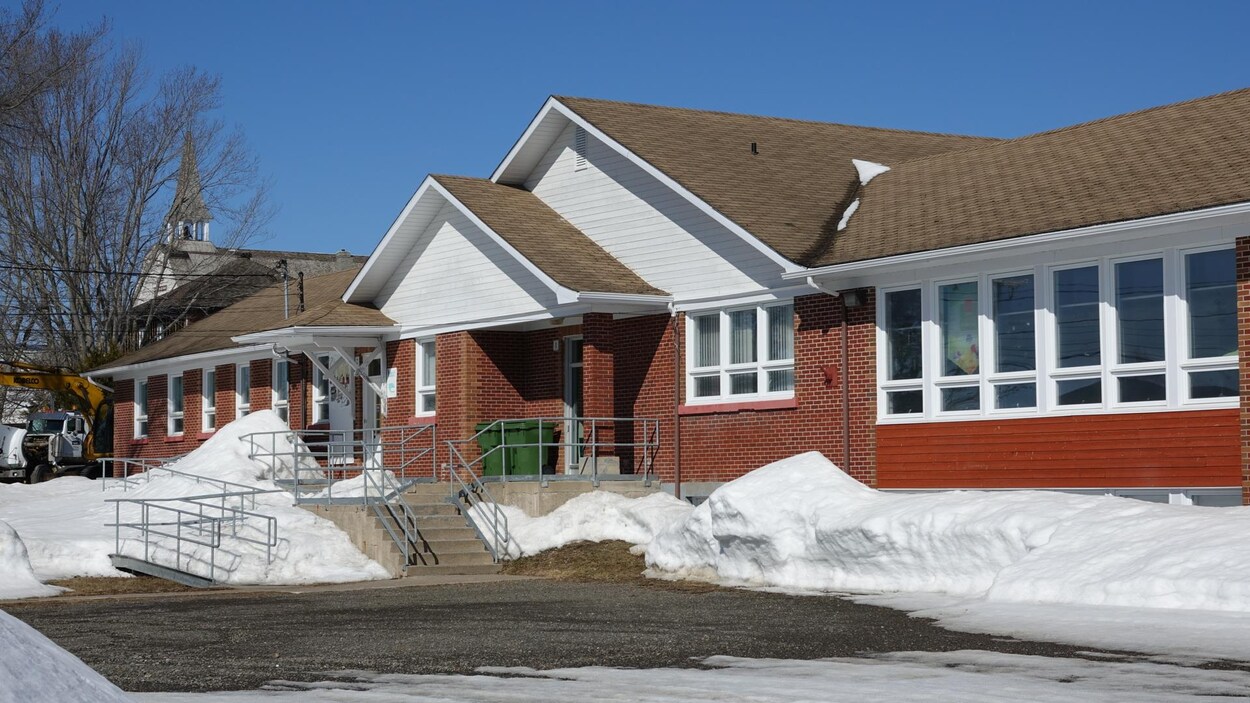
[107,487,280,586]
[445,442,509,562]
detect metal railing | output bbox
[444,416,660,486]
[445,441,508,562]
[98,456,185,491]
[241,423,437,503]
[361,469,420,567]
[108,488,280,583]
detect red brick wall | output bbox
[879,410,1239,489]
[1239,235,1250,505]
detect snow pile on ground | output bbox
[0,610,133,702]
[135,651,1250,702]
[646,451,1250,612]
[0,411,387,590]
[0,520,61,600]
[474,491,692,559]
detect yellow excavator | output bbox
[0,360,113,483]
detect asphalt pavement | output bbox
[6,577,1121,692]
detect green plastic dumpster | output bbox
[474,420,555,476]
[475,422,506,476]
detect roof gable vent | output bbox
[574,126,588,171]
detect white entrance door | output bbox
[563,336,583,473]
[327,354,355,465]
[361,355,384,468]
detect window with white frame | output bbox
[687,302,794,403]
[168,374,184,435]
[202,369,216,432]
[877,245,1237,421]
[416,340,436,415]
[236,364,251,417]
[272,359,290,423]
[312,355,330,423]
[134,378,149,438]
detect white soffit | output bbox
[343,178,444,303]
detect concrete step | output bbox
[410,550,495,567]
[400,500,461,516]
[416,538,489,554]
[408,515,469,529]
[413,526,478,542]
[404,563,501,576]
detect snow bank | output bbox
[0,520,61,600]
[647,452,1250,612]
[0,411,386,589]
[473,491,692,559]
[0,610,133,702]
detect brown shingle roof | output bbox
[815,88,1250,266]
[433,175,666,296]
[276,298,395,328]
[556,96,999,265]
[96,267,390,370]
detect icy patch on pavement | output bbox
[0,610,133,702]
[472,491,693,558]
[0,411,387,592]
[647,452,1250,613]
[137,651,1250,702]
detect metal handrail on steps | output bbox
[445,441,509,562]
[98,456,185,491]
[360,469,421,568]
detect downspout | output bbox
[806,277,851,474]
[669,301,682,500]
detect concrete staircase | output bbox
[308,482,499,578]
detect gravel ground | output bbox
[3,578,1120,693]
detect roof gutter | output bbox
[786,200,1250,281]
[86,344,271,378]
[232,325,400,345]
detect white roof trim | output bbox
[492,98,804,276]
[427,178,580,305]
[788,200,1250,280]
[87,344,271,378]
[232,325,399,346]
[343,178,436,303]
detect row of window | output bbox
[133,361,289,438]
[135,342,443,439]
[880,246,1236,419]
[686,303,795,403]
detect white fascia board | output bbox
[672,284,815,313]
[528,99,804,276]
[788,200,1250,282]
[490,97,563,184]
[427,178,580,305]
[87,344,271,379]
[231,325,400,346]
[343,177,437,303]
[576,292,673,306]
[395,303,597,339]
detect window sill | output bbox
[406,415,436,425]
[679,398,797,415]
[164,435,185,443]
[196,432,215,440]
[130,438,148,445]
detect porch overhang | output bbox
[233,325,399,415]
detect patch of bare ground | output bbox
[500,540,719,592]
[45,575,206,597]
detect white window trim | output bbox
[202,369,216,433]
[415,340,436,416]
[236,364,251,418]
[134,378,149,439]
[685,301,795,405]
[272,359,290,423]
[877,244,1237,423]
[312,355,330,423]
[167,373,185,436]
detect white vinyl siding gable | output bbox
[524,121,783,299]
[375,202,558,325]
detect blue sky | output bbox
[47,1,1250,256]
